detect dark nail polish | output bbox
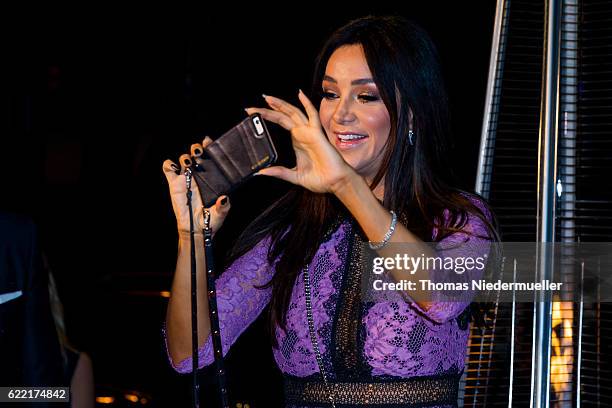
[194,148,201,155]
[221,197,228,205]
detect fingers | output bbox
[212,195,231,218]
[256,165,298,185]
[166,136,212,183]
[298,89,321,127]
[199,195,231,232]
[191,137,213,157]
[162,159,180,183]
[191,143,203,157]
[263,94,308,126]
[178,153,192,173]
[201,136,213,149]
[191,136,213,164]
[247,93,316,133]
[245,107,295,131]
[191,143,204,165]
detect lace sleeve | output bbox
[164,236,275,374]
[409,199,494,324]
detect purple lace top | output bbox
[165,197,493,407]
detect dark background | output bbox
[2,3,496,406]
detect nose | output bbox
[332,97,356,124]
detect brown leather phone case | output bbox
[191,114,277,207]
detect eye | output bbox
[321,90,338,100]
[357,93,380,103]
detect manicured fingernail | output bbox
[262,93,268,99]
[194,148,201,155]
[204,136,212,143]
[221,197,228,205]
[298,89,303,95]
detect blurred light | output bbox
[160,291,171,298]
[125,393,139,403]
[140,397,148,404]
[96,396,115,404]
[551,301,573,400]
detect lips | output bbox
[334,131,369,149]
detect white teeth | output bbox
[338,134,367,141]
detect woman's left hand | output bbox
[245,90,354,194]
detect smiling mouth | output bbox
[335,133,369,142]
[337,134,368,142]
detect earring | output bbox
[408,130,415,146]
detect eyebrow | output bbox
[323,75,375,86]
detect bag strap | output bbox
[185,168,230,408]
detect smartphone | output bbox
[191,113,277,207]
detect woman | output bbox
[163,15,498,408]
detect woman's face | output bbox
[319,44,391,183]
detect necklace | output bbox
[303,263,336,408]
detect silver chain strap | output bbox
[303,264,336,408]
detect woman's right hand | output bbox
[162,136,231,237]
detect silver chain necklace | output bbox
[302,263,337,408]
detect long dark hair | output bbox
[226,15,499,344]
